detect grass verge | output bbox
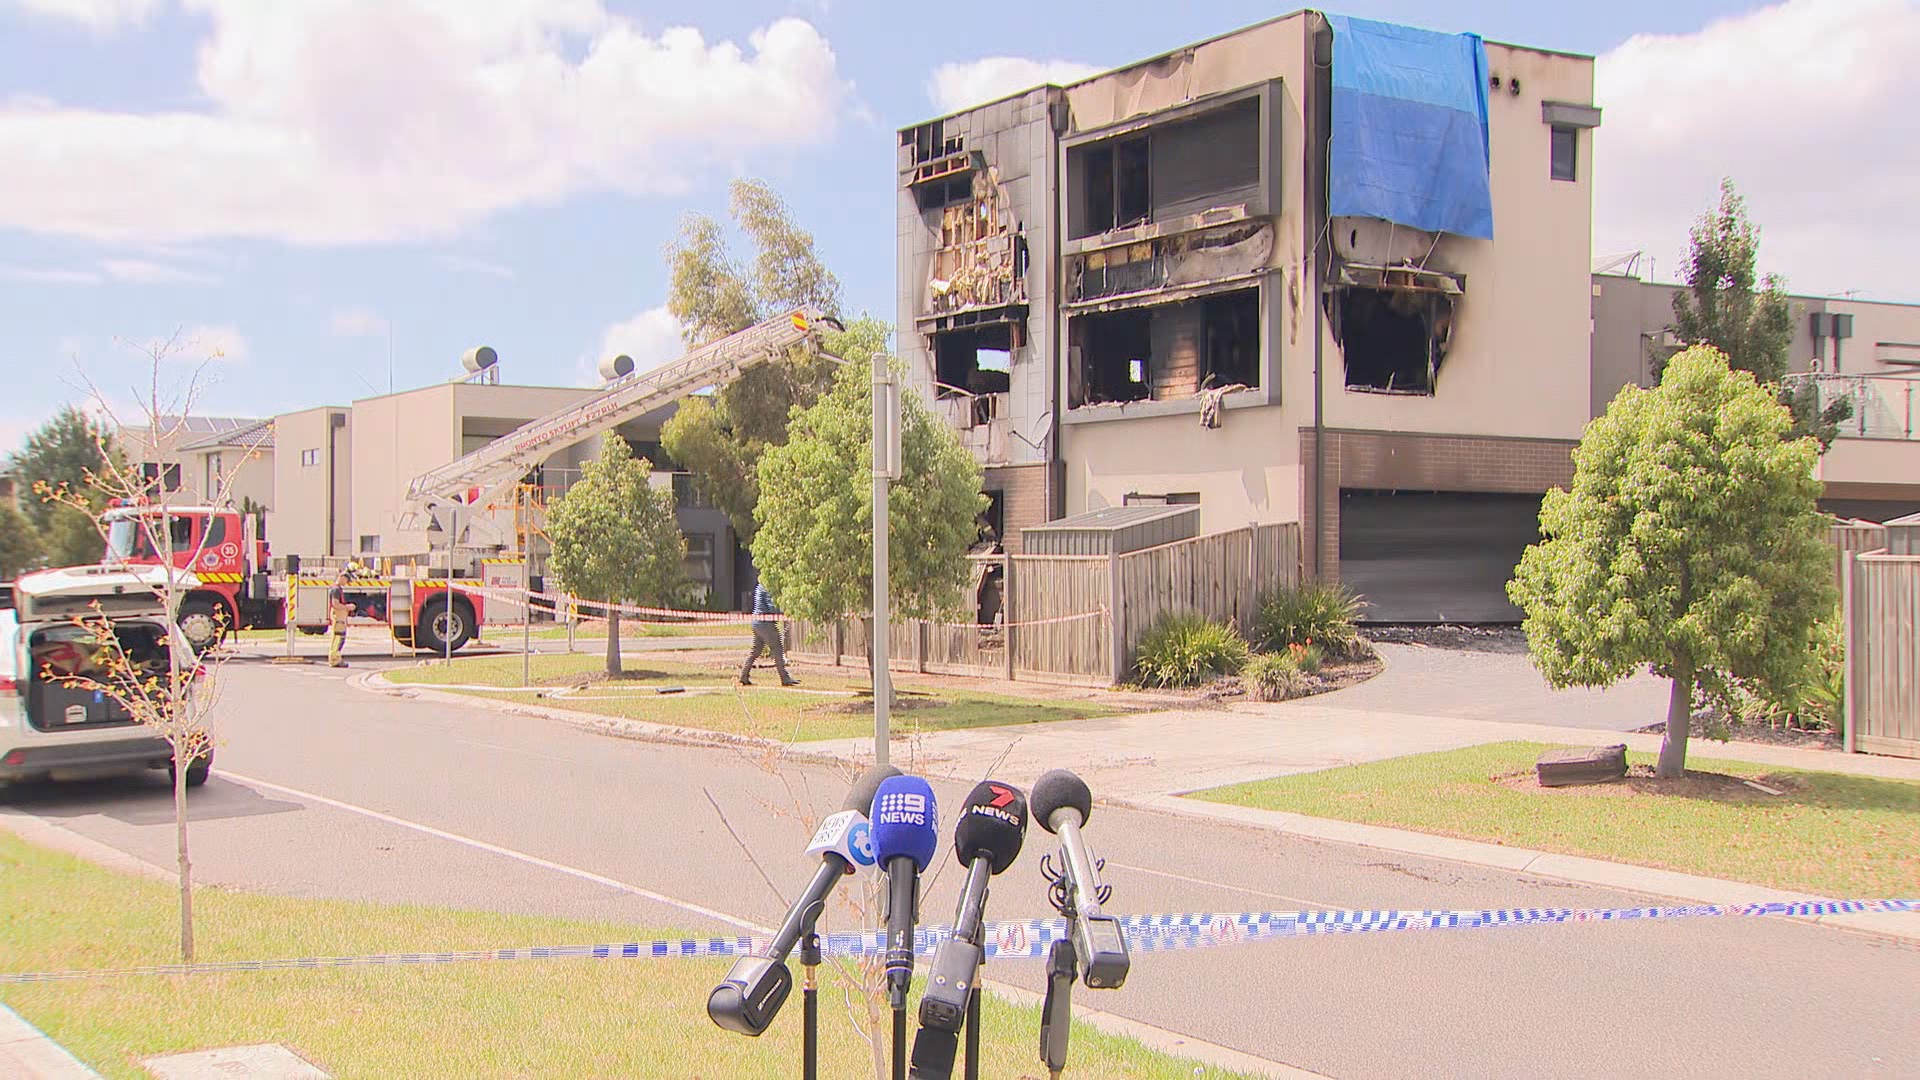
[521,623,751,640]
[385,653,1123,743]
[0,833,1251,1079]
[1189,741,1920,898]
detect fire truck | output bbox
[97,307,843,655]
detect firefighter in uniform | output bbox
[327,566,354,668]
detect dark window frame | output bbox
[1550,125,1577,182]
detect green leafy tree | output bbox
[545,433,690,676]
[1508,346,1836,778]
[38,505,105,566]
[0,501,42,577]
[1659,179,1852,449]
[9,405,119,534]
[752,325,986,678]
[660,178,843,539]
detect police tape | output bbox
[1,900,1910,985]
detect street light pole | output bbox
[871,353,902,767]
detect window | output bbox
[683,534,715,595]
[1069,287,1261,407]
[1074,136,1152,238]
[1550,126,1577,181]
[202,514,228,550]
[358,534,381,554]
[672,473,713,510]
[138,462,182,491]
[301,448,320,467]
[1069,98,1262,239]
[204,453,222,494]
[933,324,1014,426]
[1333,285,1457,395]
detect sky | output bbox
[2,0,1915,456]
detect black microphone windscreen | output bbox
[843,764,902,813]
[952,780,1027,874]
[909,1026,958,1078]
[1030,769,1091,834]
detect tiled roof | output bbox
[179,417,274,452]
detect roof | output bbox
[1022,504,1200,532]
[179,417,274,452]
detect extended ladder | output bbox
[401,308,840,543]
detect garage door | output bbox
[1338,490,1542,623]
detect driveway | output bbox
[1324,639,1671,731]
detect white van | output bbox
[2,565,212,788]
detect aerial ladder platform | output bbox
[400,307,842,550]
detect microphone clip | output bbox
[1040,851,1112,917]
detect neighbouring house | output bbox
[115,415,268,506]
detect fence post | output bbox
[1843,550,1859,755]
[916,620,928,674]
[831,619,843,668]
[1107,549,1125,685]
[1003,558,1017,682]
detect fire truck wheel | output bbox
[178,599,227,651]
[417,598,473,654]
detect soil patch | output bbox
[1637,716,1842,752]
[1188,655,1386,706]
[1494,763,1810,803]
[543,669,682,689]
[809,696,944,715]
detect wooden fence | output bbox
[1843,551,1920,759]
[1830,520,1889,592]
[786,522,1301,686]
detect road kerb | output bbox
[1122,794,1920,946]
[0,1005,104,1080]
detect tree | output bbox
[36,330,258,961]
[544,432,690,676]
[9,405,120,535]
[659,178,843,539]
[0,501,41,577]
[1659,178,1852,449]
[1508,346,1835,778]
[752,322,986,679]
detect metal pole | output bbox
[521,591,530,688]
[872,355,893,768]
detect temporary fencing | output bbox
[3,900,1910,985]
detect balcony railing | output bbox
[1785,373,1919,441]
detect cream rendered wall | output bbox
[268,407,341,555]
[1830,299,1920,374]
[1321,43,1596,441]
[1060,13,1315,533]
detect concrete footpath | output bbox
[0,1006,104,1080]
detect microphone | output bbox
[708,764,898,1035]
[910,780,1028,1079]
[1032,769,1129,990]
[871,773,939,1011]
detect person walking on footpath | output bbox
[740,579,798,686]
[326,567,353,668]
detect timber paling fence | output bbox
[787,523,1301,687]
[1833,516,1920,759]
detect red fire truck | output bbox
[99,501,484,654]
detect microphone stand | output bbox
[964,985,982,1080]
[801,931,821,1080]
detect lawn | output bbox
[520,623,751,640]
[1190,741,1920,899]
[0,833,1251,1080]
[386,652,1123,743]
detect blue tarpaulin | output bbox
[1328,15,1494,240]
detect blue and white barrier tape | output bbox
[1,899,1910,985]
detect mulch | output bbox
[1495,763,1809,803]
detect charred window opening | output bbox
[1076,136,1151,238]
[903,119,963,165]
[1070,287,1261,407]
[934,324,1014,425]
[1333,286,1456,395]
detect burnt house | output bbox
[899,11,1604,620]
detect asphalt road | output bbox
[5,655,1916,1080]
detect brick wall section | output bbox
[989,463,1050,554]
[1300,429,1577,580]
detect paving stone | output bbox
[143,1045,329,1080]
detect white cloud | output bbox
[12,0,163,31]
[592,306,686,382]
[330,309,388,337]
[434,254,514,279]
[1595,0,1920,299]
[0,2,849,246]
[0,264,100,284]
[927,56,1101,114]
[102,258,211,283]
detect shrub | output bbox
[1244,651,1309,702]
[1255,581,1365,658]
[1134,612,1250,689]
[1286,640,1324,674]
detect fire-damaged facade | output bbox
[898,10,1602,620]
